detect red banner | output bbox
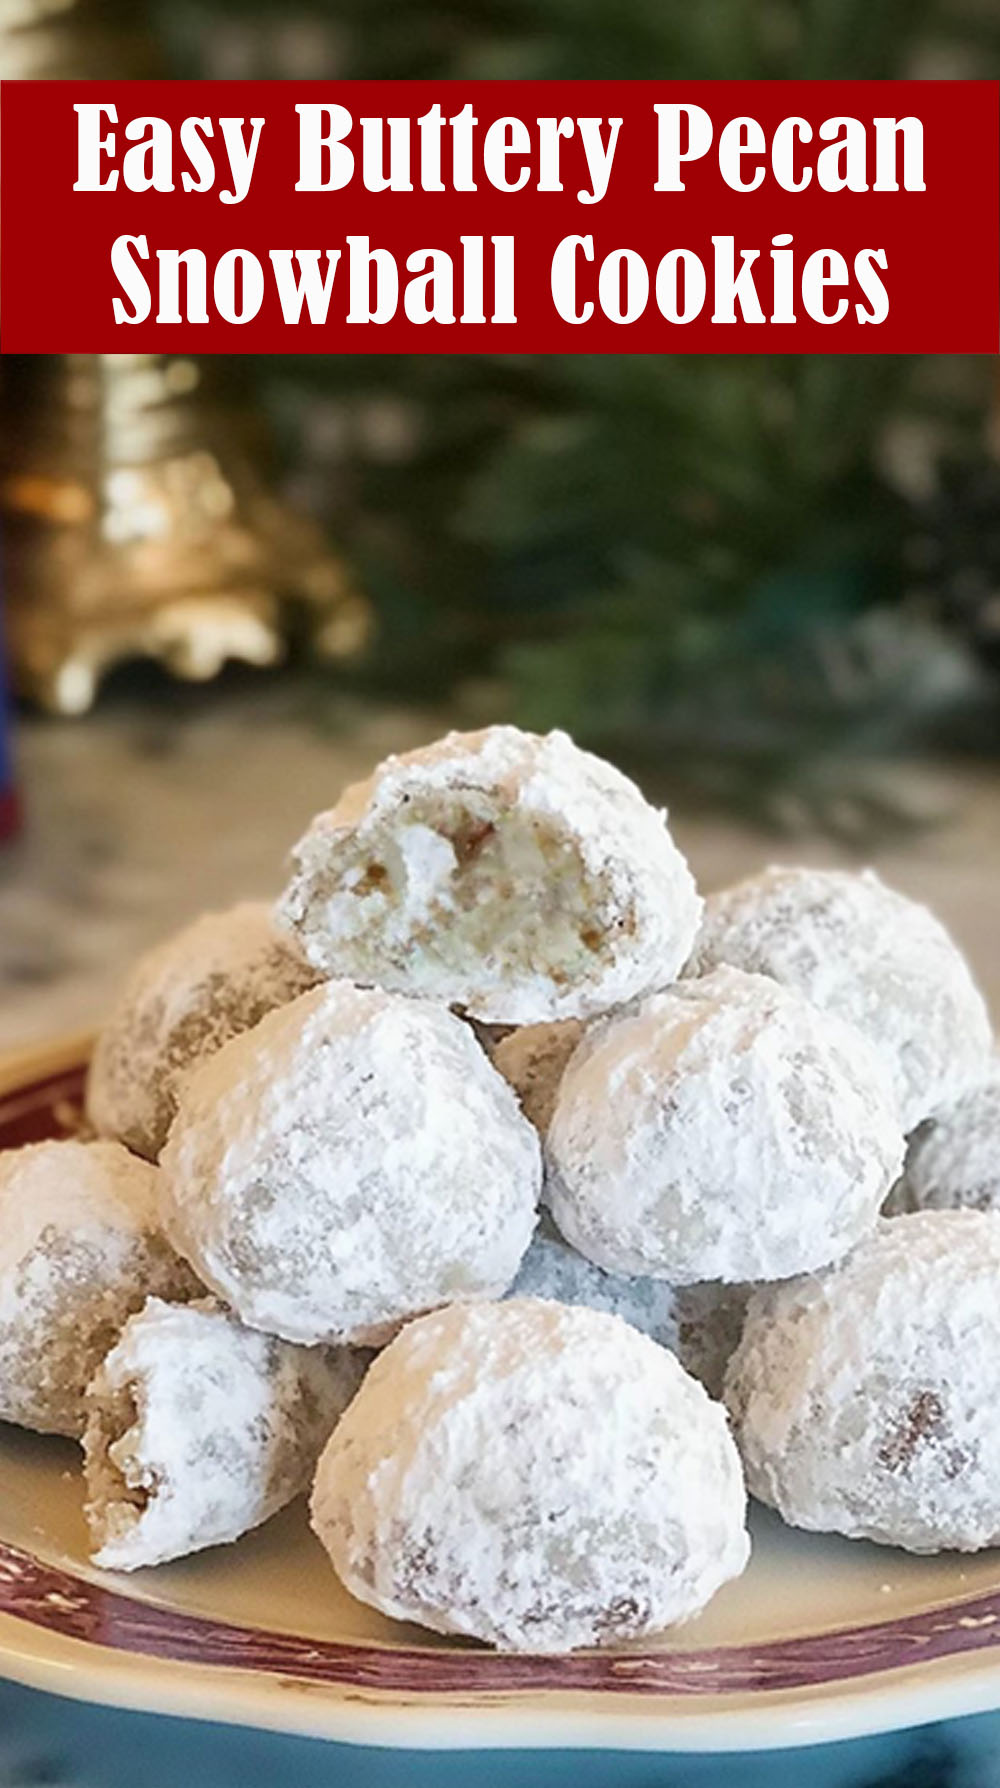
[2,79,997,352]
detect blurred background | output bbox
[1,0,1000,1053]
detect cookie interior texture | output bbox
[295,795,622,997]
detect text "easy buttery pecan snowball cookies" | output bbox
[278,726,701,1024]
[0,1140,198,1437]
[311,1298,749,1652]
[726,1212,1000,1554]
[160,982,541,1345]
[84,1298,370,1571]
[87,902,318,1160]
[547,967,904,1285]
[689,867,992,1132]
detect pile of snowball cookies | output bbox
[2,726,999,1654]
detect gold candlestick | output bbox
[0,4,368,713]
[1,355,369,712]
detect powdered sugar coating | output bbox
[726,1212,1000,1553]
[83,1298,370,1571]
[160,982,541,1346]
[886,1057,1000,1217]
[87,902,318,1160]
[493,1021,586,1135]
[278,726,702,1024]
[508,1214,748,1397]
[688,867,992,1132]
[311,1298,749,1652]
[547,967,904,1286]
[0,1140,199,1437]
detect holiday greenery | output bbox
[249,329,999,826]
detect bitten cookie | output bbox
[547,967,903,1286]
[87,902,318,1160]
[279,726,701,1024]
[0,1140,198,1436]
[84,1298,369,1570]
[160,981,541,1346]
[688,866,992,1131]
[726,1212,1000,1553]
[311,1298,749,1652]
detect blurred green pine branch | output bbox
[155,0,1000,826]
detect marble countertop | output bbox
[1,677,998,1054]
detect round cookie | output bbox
[87,902,319,1160]
[725,1212,1000,1553]
[688,866,991,1131]
[493,1020,586,1135]
[160,981,541,1346]
[84,1298,370,1570]
[508,1214,748,1398]
[0,1140,199,1437]
[886,1058,1000,1216]
[311,1298,749,1651]
[547,966,903,1285]
[278,726,701,1024]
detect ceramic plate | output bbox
[2,1041,1000,1755]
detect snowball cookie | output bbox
[0,1140,199,1437]
[160,982,541,1346]
[688,867,992,1132]
[726,1212,1000,1553]
[83,1298,370,1571]
[508,1214,748,1398]
[87,902,318,1160]
[311,1298,749,1651]
[278,726,701,1024]
[493,1020,586,1135]
[547,966,904,1286]
[886,1058,1000,1217]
